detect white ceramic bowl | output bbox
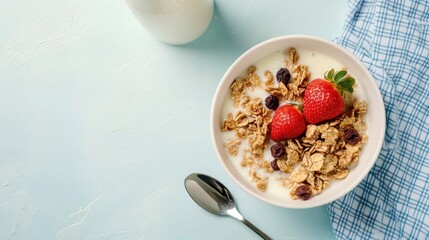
[210,35,386,208]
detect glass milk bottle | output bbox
[126,0,214,45]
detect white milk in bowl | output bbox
[221,47,367,201]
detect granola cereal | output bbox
[221,47,368,200]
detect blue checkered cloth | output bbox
[327,0,429,239]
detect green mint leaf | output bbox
[337,77,355,93]
[334,70,347,82]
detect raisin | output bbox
[271,159,280,171]
[295,185,312,200]
[276,68,291,85]
[343,127,361,145]
[270,143,286,158]
[265,95,279,110]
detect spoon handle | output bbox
[240,218,273,240]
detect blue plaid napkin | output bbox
[327,0,429,239]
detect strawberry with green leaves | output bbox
[303,69,355,124]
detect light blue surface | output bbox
[0,0,346,239]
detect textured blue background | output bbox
[0,0,346,239]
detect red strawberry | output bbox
[303,69,355,124]
[270,105,306,142]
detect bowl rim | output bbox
[210,35,386,208]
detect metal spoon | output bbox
[184,173,272,240]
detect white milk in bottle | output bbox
[126,0,214,45]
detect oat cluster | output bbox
[221,48,368,199]
[264,49,310,102]
[223,66,271,158]
[283,100,367,199]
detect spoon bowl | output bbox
[184,173,234,216]
[185,173,272,240]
